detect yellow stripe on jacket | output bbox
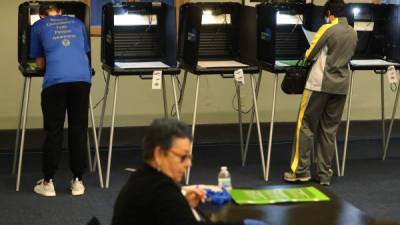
[305,18,338,61]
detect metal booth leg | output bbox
[341,70,354,176]
[13,78,28,174]
[89,95,104,188]
[380,72,386,155]
[334,137,341,177]
[162,75,168,118]
[171,75,181,120]
[383,78,400,160]
[105,76,119,188]
[178,70,188,114]
[250,74,266,180]
[185,75,200,185]
[92,72,111,171]
[236,80,244,162]
[265,73,278,181]
[243,71,262,166]
[16,77,32,191]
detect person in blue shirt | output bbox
[30,3,91,197]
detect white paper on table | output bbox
[354,21,374,32]
[197,60,248,68]
[350,59,400,66]
[275,61,290,67]
[115,61,170,69]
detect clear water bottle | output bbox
[218,166,232,190]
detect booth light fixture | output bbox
[352,7,361,17]
[203,10,212,16]
[276,11,302,25]
[114,14,157,26]
[30,15,41,25]
[201,10,231,25]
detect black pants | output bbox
[41,82,91,181]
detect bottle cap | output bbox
[221,166,227,171]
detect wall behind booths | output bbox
[0,0,399,132]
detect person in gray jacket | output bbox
[283,0,358,186]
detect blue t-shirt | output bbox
[30,15,91,89]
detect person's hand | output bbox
[243,219,267,225]
[184,187,206,208]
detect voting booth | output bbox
[256,3,308,68]
[15,1,103,191]
[347,4,389,60]
[101,2,179,75]
[386,5,400,62]
[179,2,259,74]
[100,2,181,188]
[339,3,400,175]
[178,2,265,184]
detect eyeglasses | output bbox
[169,151,192,163]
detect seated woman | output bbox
[111,118,265,225]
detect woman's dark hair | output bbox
[142,118,193,161]
[324,0,346,17]
[39,3,61,16]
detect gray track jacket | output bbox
[305,17,358,95]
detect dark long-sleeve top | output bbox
[111,163,243,225]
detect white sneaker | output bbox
[70,178,85,196]
[34,179,56,197]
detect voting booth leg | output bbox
[105,76,119,188]
[380,73,386,154]
[383,79,400,160]
[341,71,354,176]
[92,72,111,172]
[250,74,266,180]
[178,71,188,114]
[16,77,31,191]
[236,81,245,162]
[89,96,104,188]
[265,73,278,181]
[243,71,262,166]
[13,78,28,174]
[185,75,200,185]
[171,75,181,120]
[162,75,168,118]
[334,137,341,177]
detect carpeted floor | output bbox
[0,138,399,225]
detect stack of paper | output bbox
[229,186,330,205]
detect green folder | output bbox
[276,60,304,67]
[27,62,39,70]
[229,186,330,205]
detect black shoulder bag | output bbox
[281,60,310,95]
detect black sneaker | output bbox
[283,171,311,182]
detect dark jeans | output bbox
[41,82,91,181]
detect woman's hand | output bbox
[184,187,206,208]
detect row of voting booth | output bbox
[14,1,400,190]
